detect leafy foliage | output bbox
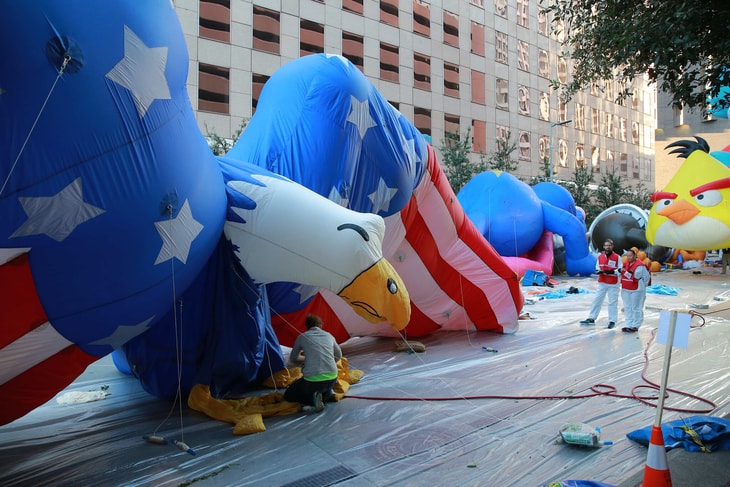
[205,119,248,156]
[485,131,519,172]
[541,0,730,112]
[440,128,486,193]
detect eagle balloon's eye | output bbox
[387,278,398,294]
[694,189,722,207]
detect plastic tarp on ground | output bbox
[1,269,729,486]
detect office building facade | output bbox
[174,0,656,187]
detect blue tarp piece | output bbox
[627,416,730,452]
[536,288,590,299]
[646,284,680,295]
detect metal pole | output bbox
[653,310,678,427]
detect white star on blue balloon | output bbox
[346,96,377,139]
[368,178,399,215]
[154,199,203,265]
[11,178,105,242]
[106,25,171,118]
[89,316,155,350]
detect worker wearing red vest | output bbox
[581,239,621,328]
[620,249,651,332]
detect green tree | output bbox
[594,172,628,209]
[486,131,519,172]
[529,155,552,185]
[623,181,653,210]
[439,128,486,193]
[540,0,730,112]
[205,119,248,156]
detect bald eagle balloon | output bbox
[0,1,522,425]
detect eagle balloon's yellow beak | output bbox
[337,258,411,331]
[657,199,700,225]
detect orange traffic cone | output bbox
[641,425,672,486]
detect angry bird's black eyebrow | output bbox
[665,136,710,158]
[337,223,369,241]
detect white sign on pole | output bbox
[657,311,691,349]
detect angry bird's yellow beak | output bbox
[657,199,700,225]
[337,258,410,331]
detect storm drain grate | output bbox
[280,465,356,487]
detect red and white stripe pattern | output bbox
[0,252,96,425]
[272,145,523,345]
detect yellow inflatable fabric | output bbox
[188,357,363,435]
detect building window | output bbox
[471,21,485,56]
[413,0,430,37]
[471,70,485,105]
[300,19,324,56]
[632,157,640,179]
[620,153,628,177]
[471,0,485,7]
[631,121,639,145]
[518,41,529,71]
[495,0,507,17]
[591,82,600,96]
[538,50,549,77]
[539,135,548,163]
[605,81,614,102]
[445,113,460,137]
[517,0,529,27]
[414,107,431,136]
[380,0,399,26]
[495,31,508,64]
[518,85,530,115]
[472,119,487,152]
[519,131,530,161]
[443,11,459,46]
[539,92,549,120]
[557,57,567,83]
[591,108,599,134]
[251,73,270,113]
[380,42,399,82]
[554,19,566,42]
[558,139,568,167]
[605,113,614,138]
[619,117,627,141]
[673,105,684,126]
[643,158,651,181]
[198,63,229,114]
[575,143,585,168]
[558,99,567,122]
[606,150,615,173]
[414,53,431,90]
[591,147,600,170]
[575,104,585,131]
[496,125,509,141]
[200,0,230,43]
[253,6,280,54]
[538,10,548,36]
[342,32,364,71]
[496,78,509,110]
[343,0,364,14]
[444,62,460,97]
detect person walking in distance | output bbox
[285,314,342,413]
[620,249,651,333]
[580,239,621,329]
[722,248,730,274]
